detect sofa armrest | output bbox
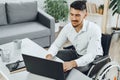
[37,9,55,44]
[37,9,55,28]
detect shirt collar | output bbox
[80,19,88,32]
[70,19,88,33]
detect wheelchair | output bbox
[63,31,120,80]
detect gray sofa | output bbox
[0,1,55,47]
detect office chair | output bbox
[64,32,120,80]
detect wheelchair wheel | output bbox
[95,61,120,80]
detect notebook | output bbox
[6,60,26,73]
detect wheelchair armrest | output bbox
[88,55,111,77]
[92,55,111,65]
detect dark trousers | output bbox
[56,49,80,61]
[56,49,92,79]
[56,49,81,78]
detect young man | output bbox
[46,0,103,75]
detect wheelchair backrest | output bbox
[101,32,113,56]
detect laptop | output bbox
[22,54,65,80]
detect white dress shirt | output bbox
[48,19,103,67]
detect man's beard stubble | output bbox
[71,20,82,28]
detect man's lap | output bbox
[56,49,92,78]
[56,49,79,61]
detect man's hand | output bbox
[46,54,53,60]
[63,60,77,72]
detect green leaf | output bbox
[44,0,68,21]
[113,9,117,15]
[109,0,120,15]
[116,1,120,14]
[117,6,120,13]
[112,4,117,10]
[109,0,117,9]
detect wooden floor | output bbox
[109,34,120,65]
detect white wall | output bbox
[87,0,104,6]
[0,0,45,9]
[91,0,120,33]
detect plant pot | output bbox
[112,33,119,41]
[112,27,120,31]
[59,21,68,27]
[55,22,60,32]
[111,27,120,35]
[111,27,120,41]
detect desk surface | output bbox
[0,38,54,80]
[0,38,92,80]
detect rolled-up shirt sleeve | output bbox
[47,26,68,57]
[75,26,103,67]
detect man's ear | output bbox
[84,12,88,18]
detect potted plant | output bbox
[109,0,120,30]
[44,0,69,32]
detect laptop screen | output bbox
[22,54,65,80]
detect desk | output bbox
[0,38,54,80]
[0,38,92,80]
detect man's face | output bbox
[70,8,87,28]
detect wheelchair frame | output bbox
[95,61,120,80]
[87,60,120,80]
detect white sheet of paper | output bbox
[52,57,64,63]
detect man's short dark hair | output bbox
[70,0,87,11]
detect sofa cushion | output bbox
[0,3,7,25]
[6,1,37,24]
[0,22,50,44]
